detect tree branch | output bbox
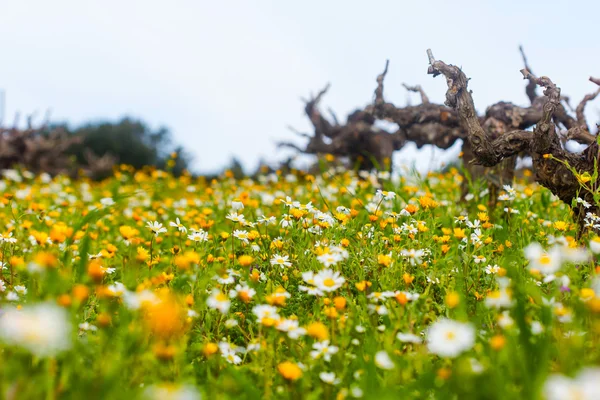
[427,49,501,166]
[374,60,389,106]
[286,125,312,140]
[277,141,313,153]
[575,78,600,132]
[519,45,538,104]
[402,83,430,104]
[427,48,600,235]
[327,108,340,125]
[304,83,334,139]
[566,126,596,145]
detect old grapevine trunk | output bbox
[426,49,600,234]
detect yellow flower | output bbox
[306,322,329,340]
[453,228,466,240]
[10,256,25,268]
[238,255,254,267]
[577,172,592,184]
[333,296,346,310]
[395,292,408,305]
[144,296,187,340]
[418,196,438,210]
[324,307,338,319]
[445,292,460,308]
[355,281,371,292]
[50,223,73,243]
[553,221,568,231]
[581,288,595,301]
[278,361,303,381]
[203,342,219,357]
[174,251,200,270]
[290,208,306,219]
[153,342,177,360]
[477,212,489,222]
[87,260,105,283]
[31,230,49,246]
[119,226,138,240]
[72,284,90,302]
[404,204,419,214]
[437,367,452,380]
[33,252,58,268]
[377,254,392,267]
[136,247,149,262]
[266,287,290,307]
[490,335,505,351]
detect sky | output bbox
[0,0,599,174]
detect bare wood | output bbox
[402,84,430,104]
[374,60,389,106]
[575,78,600,132]
[427,48,600,234]
[566,126,596,145]
[519,45,539,104]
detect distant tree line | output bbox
[53,117,192,176]
[0,116,192,179]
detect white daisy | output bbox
[374,350,395,370]
[313,269,345,292]
[426,318,475,358]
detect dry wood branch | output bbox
[304,83,334,139]
[373,59,460,131]
[484,101,542,130]
[426,49,501,166]
[575,78,600,131]
[427,48,600,233]
[277,141,312,153]
[566,126,596,145]
[374,60,389,107]
[519,45,538,104]
[287,125,312,140]
[558,77,600,145]
[328,108,340,125]
[402,84,430,104]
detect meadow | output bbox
[0,159,599,400]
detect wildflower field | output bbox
[2,163,600,400]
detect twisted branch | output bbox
[427,48,600,233]
[519,45,539,104]
[402,84,430,104]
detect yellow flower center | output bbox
[539,254,551,265]
[323,278,336,287]
[216,293,228,302]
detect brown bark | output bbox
[519,45,539,105]
[279,84,403,170]
[280,49,598,216]
[427,49,599,233]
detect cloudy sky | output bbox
[1,0,599,173]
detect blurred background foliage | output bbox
[53,117,192,176]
